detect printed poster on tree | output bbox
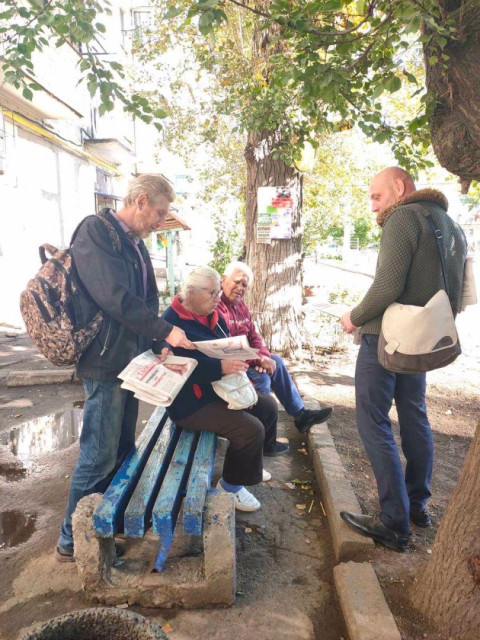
[257,187,294,243]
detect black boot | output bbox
[410,509,432,527]
[294,407,333,433]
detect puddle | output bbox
[0,408,83,463]
[0,464,27,481]
[0,510,37,549]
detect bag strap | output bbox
[69,208,121,252]
[409,203,449,296]
[425,215,449,295]
[39,243,59,264]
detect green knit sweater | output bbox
[351,189,467,335]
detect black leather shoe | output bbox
[294,407,333,433]
[264,441,289,457]
[410,509,432,528]
[340,511,409,552]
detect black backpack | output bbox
[20,210,121,366]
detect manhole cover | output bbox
[22,607,168,640]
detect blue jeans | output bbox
[355,335,433,534]
[247,354,304,416]
[58,379,138,550]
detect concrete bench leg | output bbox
[73,494,117,591]
[203,491,236,606]
[73,491,236,608]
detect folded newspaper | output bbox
[193,335,260,361]
[118,350,197,406]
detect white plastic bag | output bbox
[211,372,258,410]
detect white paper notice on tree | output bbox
[118,350,197,406]
[193,335,260,361]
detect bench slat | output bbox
[183,431,217,536]
[154,534,174,572]
[152,429,199,536]
[93,407,167,537]
[123,420,180,538]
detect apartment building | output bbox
[0,2,171,325]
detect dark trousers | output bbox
[355,334,433,534]
[178,393,278,486]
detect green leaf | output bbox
[199,11,214,34]
[384,75,401,93]
[403,71,417,85]
[163,6,184,20]
[356,0,366,14]
[22,87,33,101]
[428,56,439,66]
[87,80,98,97]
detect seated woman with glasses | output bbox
[161,265,287,512]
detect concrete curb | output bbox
[296,375,399,640]
[334,562,401,640]
[5,369,77,387]
[308,423,374,561]
[295,373,374,561]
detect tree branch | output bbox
[223,0,393,45]
[0,0,55,46]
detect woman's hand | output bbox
[221,360,249,375]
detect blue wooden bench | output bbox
[92,406,217,572]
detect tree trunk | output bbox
[244,129,303,357]
[411,422,480,639]
[425,0,480,189]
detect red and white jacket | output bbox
[217,293,270,366]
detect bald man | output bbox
[340,167,467,552]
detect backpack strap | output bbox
[69,208,121,253]
[39,243,59,264]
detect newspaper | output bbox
[118,350,197,406]
[314,302,351,318]
[193,335,260,361]
[459,256,477,312]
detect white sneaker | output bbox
[262,469,271,482]
[216,480,261,512]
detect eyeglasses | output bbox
[199,287,221,300]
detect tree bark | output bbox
[425,0,480,188]
[411,422,480,639]
[244,129,303,357]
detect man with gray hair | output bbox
[218,261,333,433]
[56,174,194,561]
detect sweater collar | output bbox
[220,292,237,308]
[377,188,449,227]
[171,295,219,329]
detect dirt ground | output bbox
[0,330,346,640]
[0,257,478,639]
[291,345,477,640]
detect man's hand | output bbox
[255,356,276,375]
[340,311,357,334]
[158,346,172,362]
[221,360,249,375]
[165,326,196,349]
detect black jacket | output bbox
[71,209,172,380]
